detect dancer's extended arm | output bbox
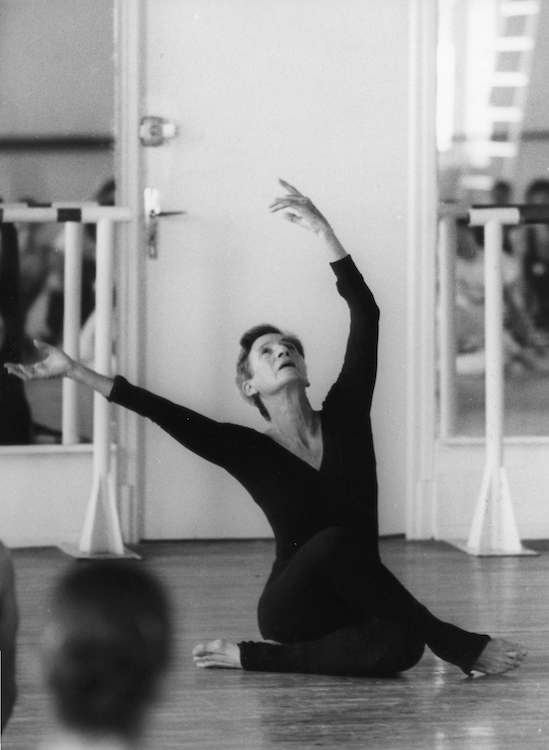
[5,341,254,472]
[270,179,380,415]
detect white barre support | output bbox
[437,214,458,438]
[0,203,135,559]
[62,223,83,445]
[453,208,537,556]
[72,218,137,559]
[80,220,121,553]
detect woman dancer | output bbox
[6,181,526,678]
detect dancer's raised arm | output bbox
[4,341,114,399]
[269,179,348,263]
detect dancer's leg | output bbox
[194,616,424,676]
[311,529,526,674]
[195,527,425,676]
[257,527,371,643]
[259,527,490,674]
[194,527,525,676]
[239,616,425,676]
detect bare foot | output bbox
[471,638,527,675]
[192,638,242,669]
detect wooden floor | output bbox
[4,537,549,749]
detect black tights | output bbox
[239,527,489,677]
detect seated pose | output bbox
[40,561,172,749]
[6,181,526,678]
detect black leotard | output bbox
[109,256,489,676]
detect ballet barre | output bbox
[0,203,134,558]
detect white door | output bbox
[129,0,418,540]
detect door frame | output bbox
[405,0,439,539]
[114,0,440,542]
[113,0,146,542]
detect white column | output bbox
[93,219,114,475]
[463,219,531,555]
[62,223,83,444]
[78,219,125,556]
[484,220,505,478]
[438,216,457,438]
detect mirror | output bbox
[436,0,549,437]
[0,0,114,446]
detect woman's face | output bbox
[244,333,308,397]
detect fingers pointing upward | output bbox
[278,179,303,196]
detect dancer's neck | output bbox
[264,388,322,468]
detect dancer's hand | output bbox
[4,341,74,381]
[270,179,348,262]
[269,179,333,235]
[192,639,242,669]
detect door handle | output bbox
[144,187,186,259]
[139,116,177,147]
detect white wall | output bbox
[0,447,93,547]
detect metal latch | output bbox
[144,188,186,258]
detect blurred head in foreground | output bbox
[42,561,172,745]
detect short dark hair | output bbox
[44,561,172,739]
[235,324,304,420]
[492,179,512,202]
[525,179,549,202]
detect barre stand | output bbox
[451,205,546,556]
[61,217,139,560]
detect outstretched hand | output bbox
[270,179,333,235]
[4,341,74,382]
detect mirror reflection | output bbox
[0,0,114,445]
[437,0,549,436]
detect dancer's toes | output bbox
[471,638,527,675]
[192,638,242,669]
